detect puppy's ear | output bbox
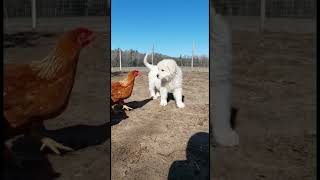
[168,61,177,75]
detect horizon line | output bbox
[111,48,209,58]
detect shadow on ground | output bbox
[111,98,152,126]
[209,107,239,147]
[167,93,185,103]
[168,132,209,180]
[111,71,129,78]
[4,121,110,180]
[4,32,56,48]
[125,98,152,109]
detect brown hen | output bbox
[4,27,94,155]
[111,70,140,112]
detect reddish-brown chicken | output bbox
[4,27,94,155]
[111,70,140,112]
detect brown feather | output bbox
[111,71,138,104]
[3,29,86,136]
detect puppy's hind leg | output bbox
[149,87,157,100]
[148,79,157,99]
[155,91,160,99]
[174,88,185,108]
[160,87,168,106]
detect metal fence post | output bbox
[119,49,122,71]
[191,41,194,71]
[32,0,37,30]
[152,43,154,65]
[260,0,266,32]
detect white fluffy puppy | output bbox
[144,54,161,100]
[144,54,185,108]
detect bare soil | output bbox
[211,31,316,180]
[111,68,209,180]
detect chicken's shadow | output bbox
[111,111,129,126]
[40,121,110,151]
[125,98,153,109]
[111,98,152,126]
[5,136,60,180]
[5,121,111,179]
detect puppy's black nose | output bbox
[156,74,159,78]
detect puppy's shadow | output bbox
[209,107,239,147]
[230,107,238,129]
[167,93,185,102]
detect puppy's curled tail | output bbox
[143,53,153,70]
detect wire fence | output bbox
[214,0,316,33]
[214,0,316,18]
[4,0,108,17]
[3,0,109,33]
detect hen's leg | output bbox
[122,105,133,111]
[40,137,73,155]
[29,123,73,155]
[111,104,117,112]
[119,100,133,111]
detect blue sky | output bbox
[111,0,208,57]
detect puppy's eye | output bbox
[161,69,165,72]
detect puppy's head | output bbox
[156,59,177,81]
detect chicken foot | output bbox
[40,137,73,155]
[111,103,133,113]
[29,123,73,155]
[122,105,133,111]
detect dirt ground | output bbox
[3,29,316,180]
[4,31,110,180]
[111,30,316,180]
[111,68,209,180]
[211,31,316,179]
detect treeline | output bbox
[111,49,209,67]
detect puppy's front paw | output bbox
[177,102,185,108]
[152,96,158,100]
[214,130,239,147]
[160,100,167,106]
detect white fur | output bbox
[210,6,239,146]
[144,54,161,99]
[144,54,185,108]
